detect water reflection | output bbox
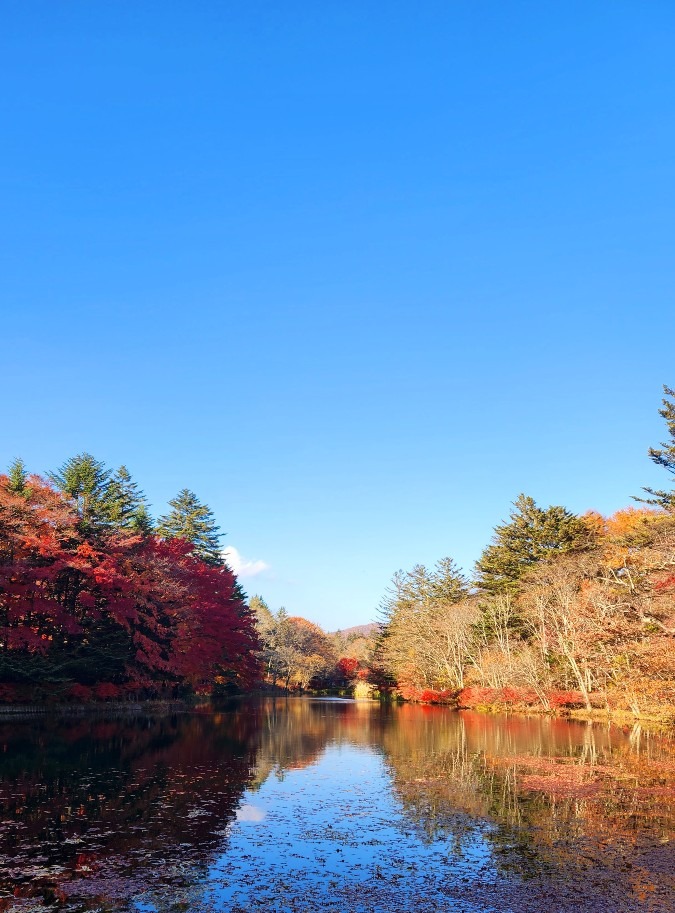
[0,700,673,912]
[0,707,259,909]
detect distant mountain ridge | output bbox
[330,622,380,638]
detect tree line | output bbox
[3,385,673,714]
[0,454,259,701]
[250,597,376,693]
[373,385,675,717]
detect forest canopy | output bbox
[2,386,674,717]
[0,455,259,702]
[372,385,675,717]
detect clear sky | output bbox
[2,2,674,629]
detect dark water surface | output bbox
[1,699,673,913]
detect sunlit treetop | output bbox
[157,488,224,566]
[636,384,675,511]
[476,493,589,595]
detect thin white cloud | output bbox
[235,804,266,822]
[223,546,271,579]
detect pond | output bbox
[0,698,673,912]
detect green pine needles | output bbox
[157,488,224,565]
[476,493,589,594]
[16,453,225,563]
[7,458,28,495]
[49,453,113,529]
[637,385,675,511]
[105,465,153,533]
[48,453,154,534]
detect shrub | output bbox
[547,690,587,710]
[94,682,122,701]
[68,684,93,702]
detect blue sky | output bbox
[2,2,674,628]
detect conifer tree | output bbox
[103,465,153,533]
[476,493,588,594]
[157,489,224,565]
[132,504,155,535]
[430,557,471,603]
[378,558,475,690]
[7,458,28,495]
[636,385,675,511]
[48,453,112,528]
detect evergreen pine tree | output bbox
[431,557,471,602]
[476,493,589,594]
[7,458,28,495]
[103,465,153,532]
[636,385,675,511]
[132,503,155,535]
[48,453,112,527]
[232,578,247,603]
[157,489,224,565]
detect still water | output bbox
[1,698,673,913]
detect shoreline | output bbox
[432,699,674,728]
[0,693,673,728]
[0,699,196,716]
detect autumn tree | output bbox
[335,657,359,686]
[254,607,336,690]
[0,473,81,673]
[471,593,526,690]
[266,609,301,689]
[332,631,376,664]
[0,465,260,701]
[476,493,589,595]
[371,388,675,715]
[157,489,223,565]
[379,558,477,691]
[285,616,336,689]
[161,542,260,691]
[251,595,280,681]
[250,595,275,631]
[637,384,675,511]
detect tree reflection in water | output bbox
[0,706,260,909]
[380,706,675,906]
[0,699,673,912]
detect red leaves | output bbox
[94,682,121,700]
[398,686,456,704]
[547,690,588,709]
[655,573,675,592]
[457,687,536,708]
[454,687,593,710]
[336,657,359,681]
[68,683,93,701]
[0,474,260,700]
